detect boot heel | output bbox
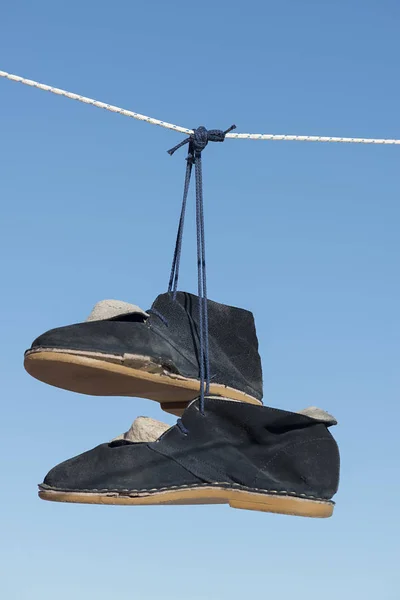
[229,492,334,518]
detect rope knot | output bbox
[192,126,210,153]
[167,124,236,157]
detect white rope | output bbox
[0,70,192,135]
[1,69,400,146]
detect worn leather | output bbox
[42,398,340,500]
[29,292,264,401]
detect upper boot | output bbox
[39,398,340,518]
[24,292,263,415]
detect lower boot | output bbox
[39,398,340,518]
[24,292,263,415]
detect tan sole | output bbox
[38,485,333,518]
[24,349,262,416]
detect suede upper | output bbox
[29,292,264,401]
[42,398,340,500]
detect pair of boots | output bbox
[25,290,340,517]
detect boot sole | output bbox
[24,349,262,416]
[38,484,333,518]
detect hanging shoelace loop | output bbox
[167,124,236,414]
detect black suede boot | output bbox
[39,397,340,518]
[25,292,263,415]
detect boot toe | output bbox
[29,321,148,356]
[42,444,110,491]
[31,323,89,352]
[40,440,201,493]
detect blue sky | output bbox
[1,1,399,598]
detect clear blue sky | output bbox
[1,1,399,598]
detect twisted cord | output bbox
[2,70,399,145]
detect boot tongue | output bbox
[86,299,149,322]
[112,417,171,443]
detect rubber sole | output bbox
[38,485,334,518]
[24,349,262,416]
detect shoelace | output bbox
[146,307,168,326]
[166,125,236,414]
